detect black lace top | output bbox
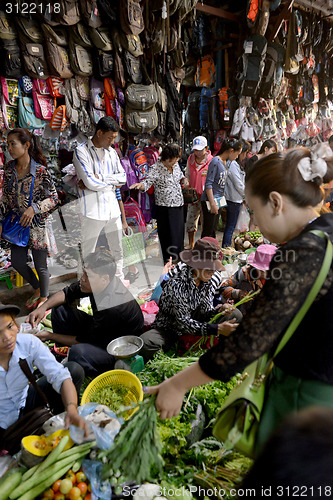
[199,213,333,384]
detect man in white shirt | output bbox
[73,117,126,280]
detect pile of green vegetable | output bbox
[91,385,129,413]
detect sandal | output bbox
[125,271,139,284]
[26,296,41,311]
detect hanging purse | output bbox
[213,229,333,457]
[0,359,53,454]
[1,175,35,247]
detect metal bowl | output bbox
[107,335,144,359]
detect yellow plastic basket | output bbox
[81,369,143,419]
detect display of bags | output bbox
[126,106,158,133]
[213,230,333,458]
[21,43,49,80]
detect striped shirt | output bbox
[73,139,126,221]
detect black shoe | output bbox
[125,271,139,283]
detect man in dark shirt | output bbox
[27,250,144,375]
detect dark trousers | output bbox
[156,205,184,263]
[51,304,115,376]
[201,201,223,239]
[222,201,242,248]
[23,361,84,415]
[11,244,49,297]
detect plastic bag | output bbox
[70,403,123,450]
[82,460,112,500]
[235,205,250,234]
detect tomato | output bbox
[75,472,87,483]
[66,470,77,485]
[85,495,91,500]
[67,486,82,500]
[59,479,73,495]
[52,480,62,493]
[77,483,87,496]
[43,489,55,499]
[54,493,65,500]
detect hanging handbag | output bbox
[0,359,53,454]
[182,187,199,204]
[213,230,333,457]
[1,175,35,247]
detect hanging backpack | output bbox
[123,51,143,84]
[195,55,215,88]
[89,26,113,51]
[155,83,168,113]
[129,146,149,179]
[75,76,90,101]
[0,39,22,79]
[42,24,73,79]
[151,18,165,55]
[192,16,211,57]
[94,50,114,79]
[218,87,230,127]
[185,91,201,132]
[69,40,93,77]
[238,34,267,97]
[126,107,158,133]
[143,146,159,167]
[123,197,146,231]
[47,77,65,98]
[0,11,17,41]
[70,22,93,48]
[80,0,103,28]
[49,105,69,131]
[19,76,33,94]
[96,0,117,25]
[119,32,143,57]
[260,41,285,99]
[15,17,44,45]
[1,77,19,130]
[21,44,49,80]
[89,77,106,124]
[18,95,46,129]
[32,79,55,120]
[64,78,80,123]
[55,0,81,25]
[165,71,182,139]
[114,51,126,89]
[246,0,261,28]
[199,88,211,131]
[119,0,144,36]
[125,84,158,110]
[120,156,140,191]
[104,77,117,118]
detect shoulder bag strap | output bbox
[28,174,35,207]
[273,230,333,358]
[19,358,50,408]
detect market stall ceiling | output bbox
[295,0,333,19]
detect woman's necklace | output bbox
[16,162,30,179]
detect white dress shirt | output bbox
[0,334,71,429]
[73,139,126,221]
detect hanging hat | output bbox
[247,244,277,271]
[180,238,225,271]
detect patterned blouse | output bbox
[199,214,333,384]
[0,159,58,251]
[153,262,223,336]
[141,159,184,207]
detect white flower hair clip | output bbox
[297,147,329,183]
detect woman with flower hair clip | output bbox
[145,145,333,454]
